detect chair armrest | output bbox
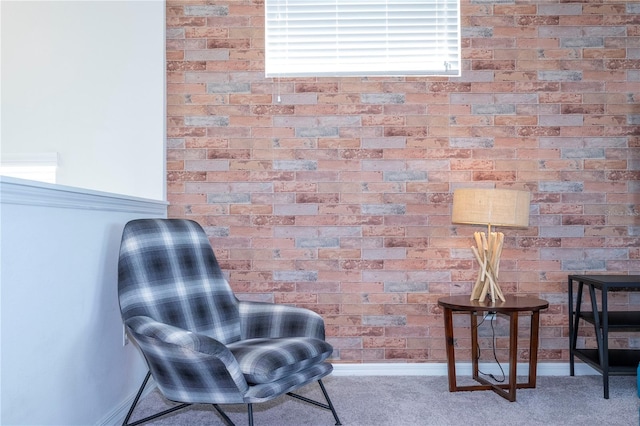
[238,301,326,340]
[126,316,228,352]
[125,316,249,403]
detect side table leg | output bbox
[528,310,541,388]
[471,311,479,381]
[443,307,457,392]
[508,312,518,402]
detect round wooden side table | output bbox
[437,294,549,402]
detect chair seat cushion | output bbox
[227,337,333,384]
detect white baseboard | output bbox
[332,362,599,377]
[98,377,157,426]
[99,396,135,426]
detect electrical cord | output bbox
[475,313,506,383]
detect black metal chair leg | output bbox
[122,370,191,426]
[287,379,341,426]
[123,372,338,426]
[122,371,152,426]
[318,379,342,426]
[212,404,236,426]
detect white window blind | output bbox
[265,0,461,77]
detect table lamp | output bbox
[452,188,530,303]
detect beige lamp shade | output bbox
[452,188,530,228]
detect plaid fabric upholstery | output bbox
[129,318,249,404]
[239,301,326,340]
[228,337,333,384]
[117,219,335,406]
[119,219,241,344]
[244,362,333,403]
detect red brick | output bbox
[165,0,640,365]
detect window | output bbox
[265,0,461,78]
[0,153,58,184]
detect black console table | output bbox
[568,274,640,399]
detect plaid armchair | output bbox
[118,219,341,426]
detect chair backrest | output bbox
[118,219,241,344]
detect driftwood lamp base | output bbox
[469,229,505,303]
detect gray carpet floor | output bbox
[129,375,639,425]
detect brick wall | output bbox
[166,0,640,364]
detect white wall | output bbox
[1,0,165,200]
[0,177,167,425]
[0,0,166,423]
